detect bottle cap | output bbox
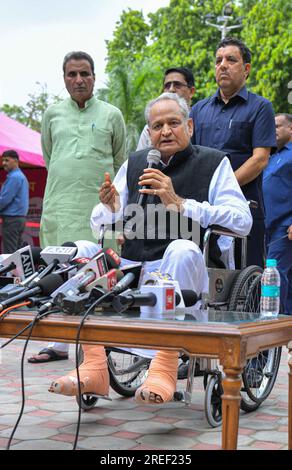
[266,259,277,267]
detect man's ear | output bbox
[244,63,251,79]
[187,118,194,137]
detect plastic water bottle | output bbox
[260,259,280,318]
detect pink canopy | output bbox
[0,113,45,167]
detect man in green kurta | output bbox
[28,51,126,363]
[40,51,126,246]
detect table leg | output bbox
[221,367,242,450]
[288,341,292,450]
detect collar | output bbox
[213,85,248,104]
[162,143,193,169]
[283,141,292,151]
[69,95,95,110]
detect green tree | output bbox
[0,83,61,132]
[105,9,150,73]
[97,63,161,154]
[240,0,292,112]
[104,0,292,112]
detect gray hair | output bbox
[145,93,189,124]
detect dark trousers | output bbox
[1,216,26,254]
[235,217,265,269]
[266,226,292,315]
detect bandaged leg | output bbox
[49,345,109,396]
[135,350,179,404]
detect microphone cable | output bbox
[5,312,40,450]
[72,290,114,450]
[2,305,61,449]
[0,301,31,320]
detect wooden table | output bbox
[1,309,292,450]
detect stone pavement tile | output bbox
[10,439,73,450]
[105,410,153,421]
[97,417,126,426]
[137,434,195,450]
[119,420,173,435]
[77,436,136,450]
[152,416,180,424]
[47,411,104,423]
[173,417,210,431]
[239,419,278,430]
[27,409,57,417]
[130,444,158,450]
[0,404,37,414]
[191,443,221,450]
[0,414,51,427]
[112,431,142,440]
[256,407,288,417]
[59,423,120,436]
[251,441,284,450]
[99,398,140,410]
[252,430,288,444]
[36,397,79,410]
[171,428,200,438]
[0,424,60,440]
[158,405,201,420]
[197,431,253,448]
[50,433,78,443]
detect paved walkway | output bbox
[0,340,289,451]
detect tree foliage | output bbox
[102,0,292,142]
[0,83,61,132]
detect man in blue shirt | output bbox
[263,113,292,314]
[190,37,276,268]
[0,150,29,253]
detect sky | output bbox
[0,0,170,107]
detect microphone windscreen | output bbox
[37,273,64,295]
[62,241,78,247]
[147,149,161,165]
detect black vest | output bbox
[121,144,225,266]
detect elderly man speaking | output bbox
[49,93,252,406]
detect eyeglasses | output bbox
[163,80,190,90]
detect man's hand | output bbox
[99,172,120,212]
[288,225,292,241]
[138,168,185,212]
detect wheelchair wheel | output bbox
[228,265,263,312]
[204,373,223,428]
[228,268,282,411]
[107,349,150,397]
[240,347,282,411]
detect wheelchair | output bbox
[77,219,281,427]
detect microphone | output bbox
[111,272,136,295]
[97,247,120,269]
[37,253,110,314]
[137,149,161,208]
[40,244,78,266]
[111,289,198,313]
[59,269,124,315]
[0,245,36,280]
[0,273,64,311]
[137,284,198,317]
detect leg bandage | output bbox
[49,345,109,397]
